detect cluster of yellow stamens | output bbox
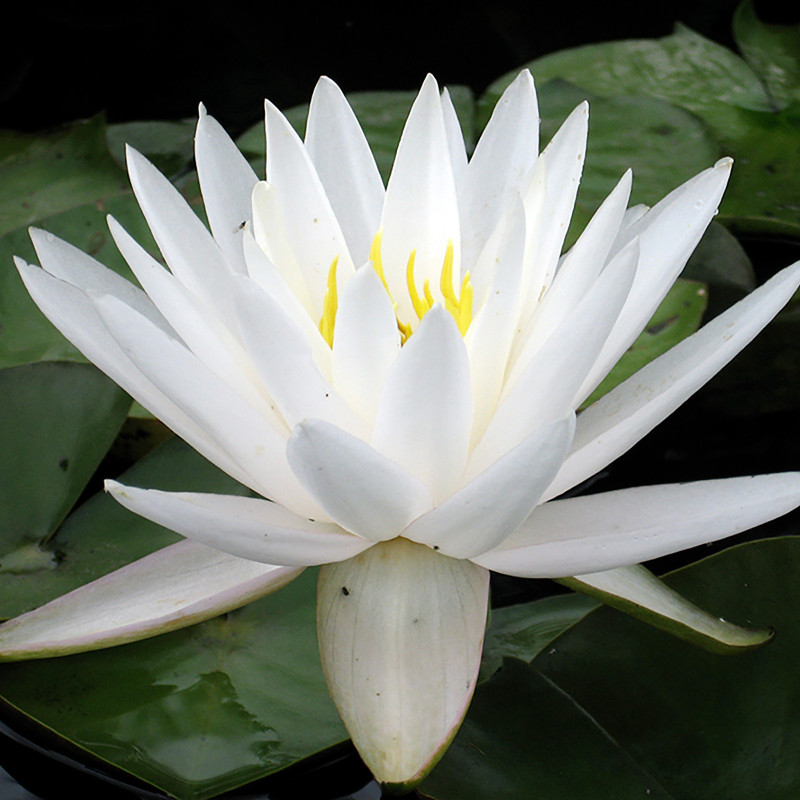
[318,231,473,348]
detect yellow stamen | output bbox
[406,250,432,320]
[423,279,435,309]
[319,256,339,347]
[457,271,473,336]
[369,229,390,295]
[438,240,459,318]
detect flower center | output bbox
[318,231,473,347]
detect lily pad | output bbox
[0,361,130,597]
[423,536,800,799]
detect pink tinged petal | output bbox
[477,473,800,578]
[464,200,527,442]
[440,87,468,186]
[562,564,772,653]
[15,259,247,484]
[286,419,432,542]
[29,227,171,335]
[0,540,301,662]
[547,260,800,500]
[380,75,461,323]
[251,180,316,313]
[469,242,637,479]
[265,99,355,316]
[331,266,400,427]
[317,538,490,790]
[578,158,733,398]
[372,307,472,502]
[513,170,633,363]
[108,216,276,418]
[91,292,320,518]
[106,481,370,566]
[521,102,588,310]
[195,104,259,274]
[233,277,367,437]
[405,414,575,559]
[306,76,385,265]
[126,146,234,314]
[459,69,539,272]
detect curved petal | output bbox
[561,564,773,653]
[15,260,248,485]
[91,292,319,517]
[440,87,468,186]
[476,473,800,578]
[372,306,472,502]
[265,98,355,315]
[306,76,385,265]
[405,414,575,559]
[547,260,800,500]
[459,69,539,272]
[577,158,732,398]
[106,481,370,565]
[126,146,233,313]
[195,104,259,274]
[380,74,460,323]
[317,538,490,790]
[287,419,432,541]
[331,265,400,426]
[468,241,637,479]
[0,540,301,661]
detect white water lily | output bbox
[3,71,800,789]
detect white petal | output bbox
[91,292,319,517]
[108,216,276,417]
[331,265,400,426]
[265,99,355,315]
[459,69,539,272]
[126,146,233,313]
[380,75,460,323]
[317,538,489,789]
[15,259,247,484]
[520,102,588,310]
[440,87,468,186]
[372,307,472,501]
[477,473,800,577]
[306,76,385,265]
[405,414,575,559]
[287,419,432,541]
[0,540,301,661]
[106,481,370,565]
[547,260,800,500]
[563,564,772,652]
[578,158,732,398]
[233,276,366,436]
[469,241,637,479]
[195,104,259,274]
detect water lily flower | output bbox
[3,71,800,790]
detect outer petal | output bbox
[404,414,575,559]
[317,538,490,790]
[372,306,472,502]
[547,260,800,500]
[287,419,432,541]
[561,564,773,653]
[0,541,301,661]
[306,76,385,265]
[476,473,800,578]
[106,481,371,566]
[195,104,259,274]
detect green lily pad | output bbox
[0,567,345,800]
[106,119,196,178]
[0,362,130,593]
[581,278,708,408]
[733,0,800,109]
[423,536,800,799]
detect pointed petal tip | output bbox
[198,101,207,117]
[715,156,734,170]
